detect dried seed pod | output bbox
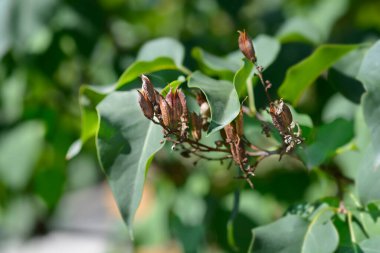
[158,94,172,128]
[141,75,156,104]
[166,89,182,123]
[235,110,244,137]
[137,90,154,119]
[177,90,188,119]
[191,112,202,141]
[238,30,256,63]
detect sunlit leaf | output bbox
[188,71,240,135]
[96,91,164,237]
[359,236,380,253]
[278,44,357,105]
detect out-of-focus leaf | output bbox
[277,0,349,44]
[137,37,184,66]
[96,91,164,237]
[301,207,338,253]
[188,71,240,134]
[359,236,380,253]
[0,121,45,190]
[279,44,357,105]
[357,41,380,92]
[355,41,380,205]
[356,145,380,205]
[33,169,65,209]
[322,94,358,123]
[0,0,12,59]
[299,118,354,169]
[328,46,368,103]
[193,35,280,78]
[333,216,363,253]
[250,215,309,253]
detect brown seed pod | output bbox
[166,89,182,123]
[177,90,188,119]
[238,30,257,63]
[158,94,172,128]
[137,90,154,119]
[235,110,244,137]
[191,112,202,141]
[141,75,156,104]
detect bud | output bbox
[158,94,172,128]
[137,90,154,119]
[191,112,202,141]
[141,75,156,104]
[238,30,256,63]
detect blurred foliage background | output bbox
[0,0,380,252]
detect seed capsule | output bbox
[166,89,182,123]
[238,30,256,63]
[137,90,154,119]
[141,75,156,104]
[235,110,244,137]
[158,94,172,128]
[191,112,202,141]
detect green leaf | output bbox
[356,145,380,205]
[357,41,380,92]
[137,37,184,66]
[188,71,240,135]
[116,38,187,89]
[233,58,255,98]
[250,215,309,253]
[301,207,339,253]
[299,118,354,169]
[278,44,357,105]
[96,91,164,237]
[359,236,380,253]
[277,0,349,44]
[193,35,280,79]
[328,46,368,103]
[116,57,179,88]
[0,121,45,190]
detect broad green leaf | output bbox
[299,118,354,169]
[277,17,321,45]
[359,236,380,253]
[116,58,179,88]
[278,44,357,105]
[0,121,45,190]
[0,0,12,59]
[188,71,240,134]
[96,91,164,237]
[301,207,339,253]
[250,215,309,253]
[116,38,187,89]
[328,46,368,103]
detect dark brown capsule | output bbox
[137,90,154,119]
[235,110,244,137]
[238,30,257,63]
[141,75,156,104]
[158,94,172,128]
[191,112,202,141]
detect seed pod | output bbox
[238,30,256,63]
[235,110,244,137]
[158,94,172,128]
[279,100,293,128]
[177,90,188,119]
[141,75,156,104]
[166,89,182,123]
[137,90,154,119]
[191,112,202,141]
